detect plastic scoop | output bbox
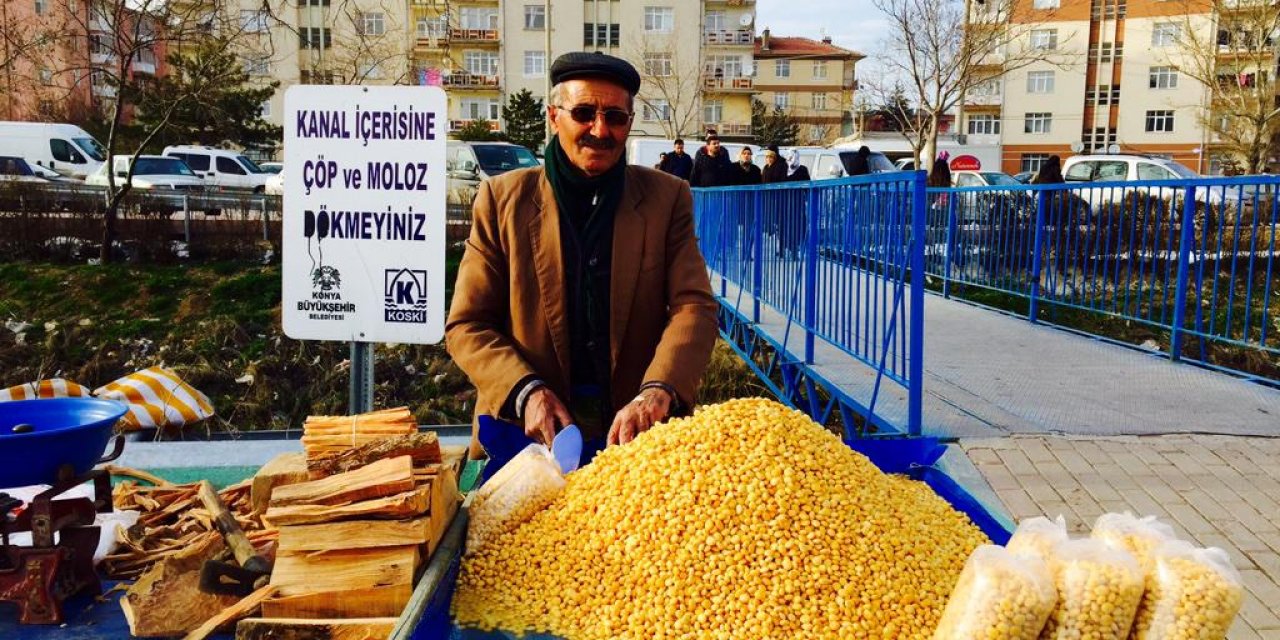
[551,424,583,474]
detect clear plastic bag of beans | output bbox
[1007,515,1070,561]
[466,444,566,555]
[1131,541,1244,640]
[932,544,1057,640]
[1091,512,1177,573]
[1038,538,1144,640]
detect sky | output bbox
[755,0,885,60]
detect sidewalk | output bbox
[963,434,1280,640]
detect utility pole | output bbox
[544,0,552,143]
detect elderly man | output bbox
[446,52,719,459]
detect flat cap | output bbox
[550,51,641,94]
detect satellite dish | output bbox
[1107,143,1121,154]
[739,13,754,27]
[1070,141,1084,153]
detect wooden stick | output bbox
[182,585,278,640]
[106,464,174,487]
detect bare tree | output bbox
[868,0,1072,174]
[0,0,90,120]
[628,28,704,139]
[1172,0,1279,173]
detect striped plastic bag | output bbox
[92,366,214,431]
[0,378,92,402]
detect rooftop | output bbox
[754,35,864,59]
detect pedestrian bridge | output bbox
[691,173,1280,439]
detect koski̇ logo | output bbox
[384,268,428,324]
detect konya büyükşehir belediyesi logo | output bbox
[384,268,428,323]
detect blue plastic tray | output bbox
[0,398,128,488]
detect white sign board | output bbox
[282,85,447,344]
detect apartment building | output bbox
[753,30,862,145]
[1,0,164,123]
[965,0,1228,175]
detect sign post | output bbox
[282,85,448,414]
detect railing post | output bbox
[909,173,926,437]
[182,194,191,245]
[261,196,269,240]
[753,189,763,323]
[1029,189,1048,323]
[1170,184,1198,362]
[804,185,820,364]
[943,191,958,298]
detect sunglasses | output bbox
[558,105,634,127]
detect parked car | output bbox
[265,171,284,196]
[1012,171,1035,184]
[0,121,107,179]
[952,170,1025,189]
[258,162,283,174]
[1061,153,1222,205]
[446,141,541,203]
[162,145,272,192]
[0,156,50,183]
[797,148,898,179]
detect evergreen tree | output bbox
[453,119,503,142]
[751,99,800,147]
[502,89,545,153]
[130,39,281,153]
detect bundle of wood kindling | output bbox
[300,406,417,461]
[104,471,276,580]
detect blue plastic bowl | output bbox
[0,398,129,488]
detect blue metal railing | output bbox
[693,172,928,436]
[927,176,1280,373]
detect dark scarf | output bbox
[541,136,627,432]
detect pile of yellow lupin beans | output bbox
[452,398,990,639]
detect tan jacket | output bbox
[445,165,719,455]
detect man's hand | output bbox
[607,387,673,447]
[523,387,573,447]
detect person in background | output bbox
[690,133,733,187]
[655,152,667,171]
[845,146,873,176]
[729,147,762,185]
[761,145,788,184]
[1032,155,1064,184]
[928,156,952,189]
[446,51,719,458]
[658,139,692,180]
[784,150,811,182]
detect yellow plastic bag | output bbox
[1131,541,1243,640]
[466,444,566,555]
[932,544,1057,640]
[1007,515,1070,561]
[1038,538,1144,640]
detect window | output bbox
[775,60,790,78]
[967,114,1001,135]
[813,60,828,79]
[706,54,743,78]
[1145,109,1175,132]
[812,93,828,109]
[1024,112,1052,134]
[260,100,271,118]
[39,68,53,85]
[1021,153,1050,173]
[971,78,1001,97]
[1033,0,1059,8]
[359,12,385,36]
[243,55,270,76]
[1029,29,1058,50]
[460,8,498,29]
[464,51,499,76]
[524,51,545,76]
[643,99,672,121]
[704,99,723,124]
[1138,163,1177,180]
[584,23,620,47]
[1026,70,1055,93]
[1091,42,1123,62]
[358,62,383,80]
[50,139,84,163]
[300,28,331,49]
[1152,23,1179,47]
[460,98,500,121]
[241,10,269,32]
[418,17,446,39]
[300,69,334,84]
[644,7,674,33]
[217,157,247,175]
[774,92,789,109]
[644,52,672,77]
[524,5,545,30]
[1149,66,1178,89]
[89,34,111,56]
[35,0,47,15]
[301,0,331,6]
[705,10,725,31]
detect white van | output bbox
[162,145,272,192]
[0,121,107,179]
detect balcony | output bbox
[91,83,116,98]
[450,119,502,132]
[132,59,156,75]
[702,75,754,93]
[449,28,499,43]
[705,0,755,4]
[706,122,751,137]
[443,72,500,89]
[415,35,447,51]
[703,29,754,46]
[964,93,1002,106]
